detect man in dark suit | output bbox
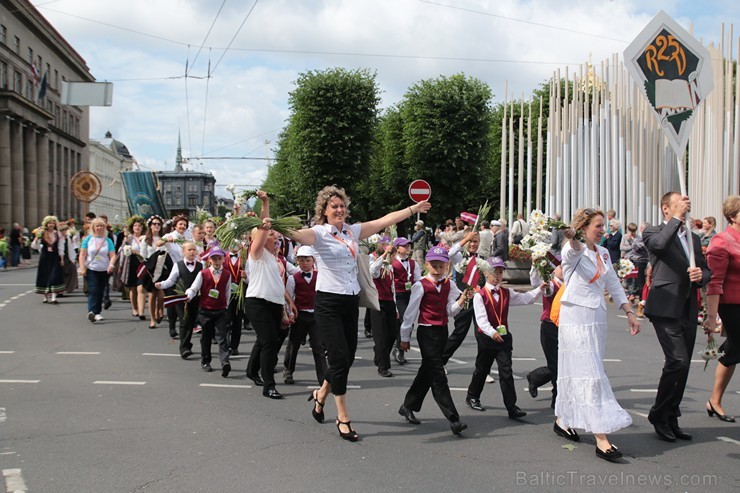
[643,192,711,442]
[491,220,509,261]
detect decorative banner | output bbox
[624,10,713,156]
[121,171,168,219]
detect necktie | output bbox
[301,272,311,279]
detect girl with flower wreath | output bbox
[33,215,65,303]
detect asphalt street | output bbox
[0,266,738,492]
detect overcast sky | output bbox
[36,0,739,197]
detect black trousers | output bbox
[371,300,397,371]
[165,287,180,338]
[363,309,372,334]
[649,305,696,423]
[527,320,559,406]
[227,297,245,352]
[395,291,411,346]
[176,298,199,355]
[245,297,284,390]
[441,304,476,364]
[467,332,517,410]
[403,326,460,422]
[315,291,359,396]
[198,308,230,367]
[283,311,328,384]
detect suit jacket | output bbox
[492,230,509,261]
[643,218,711,321]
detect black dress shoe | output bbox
[221,362,231,378]
[181,349,193,360]
[595,445,623,462]
[201,363,213,372]
[104,299,112,310]
[652,421,677,442]
[170,333,179,339]
[364,330,372,338]
[378,368,393,378]
[394,347,407,365]
[450,420,467,435]
[669,420,692,440]
[246,374,264,386]
[553,421,580,442]
[398,405,421,424]
[466,397,485,411]
[284,373,295,384]
[526,374,538,398]
[507,406,527,419]
[231,348,239,356]
[263,388,283,399]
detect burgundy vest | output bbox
[478,286,510,333]
[392,258,415,293]
[293,271,317,311]
[418,278,451,326]
[199,268,231,310]
[373,259,394,301]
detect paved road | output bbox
[0,267,738,492]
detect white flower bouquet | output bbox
[615,258,635,279]
[699,337,725,371]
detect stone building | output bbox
[88,131,134,220]
[156,134,216,217]
[0,0,95,229]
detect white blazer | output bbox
[560,242,627,310]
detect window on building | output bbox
[188,182,197,192]
[62,110,68,132]
[174,191,182,205]
[0,62,6,89]
[45,63,50,80]
[37,55,42,70]
[164,191,172,205]
[202,195,210,206]
[176,185,181,192]
[13,36,19,54]
[14,71,21,93]
[0,25,6,45]
[203,183,212,192]
[188,196,197,207]
[25,78,33,99]
[54,70,58,90]
[28,47,33,64]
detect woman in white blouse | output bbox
[556,208,640,462]
[141,215,165,326]
[289,185,431,441]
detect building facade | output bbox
[88,131,134,220]
[0,0,94,230]
[156,134,216,217]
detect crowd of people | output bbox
[6,189,738,462]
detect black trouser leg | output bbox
[213,310,230,366]
[228,298,244,352]
[179,301,198,354]
[199,312,214,365]
[467,336,497,400]
[371,300,397,371]
[442,305,475,364]
[395,291,411,346]
[245,298,283,390]
[495,349,517,411]
[315,292,359,396]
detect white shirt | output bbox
[664,219,691,260]
[158,260,200,290]
[369,254,396,302]
[400,275,463,342]
[246,250,286,305]
[287,270,315,313]
[311,222,363,295]
[473,283,541,338]
[448,242,480,267]
[140,236,162,259]
[560,243,628,309]
[161,232,185,263]
[185,267,232,301]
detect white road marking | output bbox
[354,356,363,360]
[56,351,100,355]
[0,380,39,384]
[142,353,180,357]
[0,304,6,308]
[0,284,34,286]
[525,386,553,392]
[2,468,28,492]
[602,359,622,362]
[630,389,658,393]
[0,408,5,423]
[450,387,468,391]
[406,346,465,364]
[691,360,706,363]
[512,357,536,361]
[307,385,361,390]
[9,296,20,300]
[0,352,15,354]
[93,381,146,385]
[629,410,650,418]
[0,452,15,456]
[717,436,740,446]
[199,383,252,389]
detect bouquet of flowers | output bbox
[614,258,635,279]
[699,337,725,371]
[519,210,557,291]
[225,183,236,198]
[122,245,133,257]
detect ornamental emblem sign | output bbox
[624,10,713,156]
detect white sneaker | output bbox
[94,314,104,321]
[88,311,95,323]
[486,374,495,384]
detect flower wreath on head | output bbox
[146,215,163,227]
[126,215,146,232]
[41,215,59,228]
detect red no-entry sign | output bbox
[408,179,432,203]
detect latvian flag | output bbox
[163,293,189,307]
[462,258,480,288]
[460,211,478,225]
[136,263,148,279]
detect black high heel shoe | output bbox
[308,390,325,423]
[336,419,359,442]
[707,400,736,422]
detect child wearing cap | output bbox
[184,247,233,376]
[369,237,398,377]
[464,257,544,419]
[156,241,202,355]
[282,245,326,385]
[398,246,470,435]
[392,237,421,365]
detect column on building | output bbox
[37,132,49,219]
[24,127,38,226]
[10,120,25,227]
[0,117,11,229]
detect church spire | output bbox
[175,130,184,172]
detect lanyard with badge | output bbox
[208,269,221,299]
[329,225,357,259]
[482,286,508,335]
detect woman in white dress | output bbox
[555,208,640,462]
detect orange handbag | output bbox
[550,253,602,326]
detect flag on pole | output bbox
[460,212,478,225]
[163,293,189,308]
[38,70,47,102]
[461,258,480,288]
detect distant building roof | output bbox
[99,131,133,159]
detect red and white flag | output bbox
[163,293,188,307]
[136,263,148,279]
[460,211,478,225]
[461,258,480,288]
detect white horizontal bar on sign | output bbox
[0,379,39,384]
[93,381,146,385]
[199,384,251,389]
[56,352,100,355]
[409,188,430,194]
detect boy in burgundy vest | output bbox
[397,246,469,435]
[370,238,398,377]
[392,237,421,365]
[185,248,233,377]
[282,246,327,385]
[465,257,544,419]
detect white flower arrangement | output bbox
[616,258,635,279]
[699,337,725,371]
[122,245,133,257]
[519,210,556,283]
[225,184,236,197]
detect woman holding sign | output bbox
[289,185,430,441]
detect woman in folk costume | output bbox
[33,216,65,303]
[120,216,148,320]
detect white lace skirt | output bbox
[555,302,632,434]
